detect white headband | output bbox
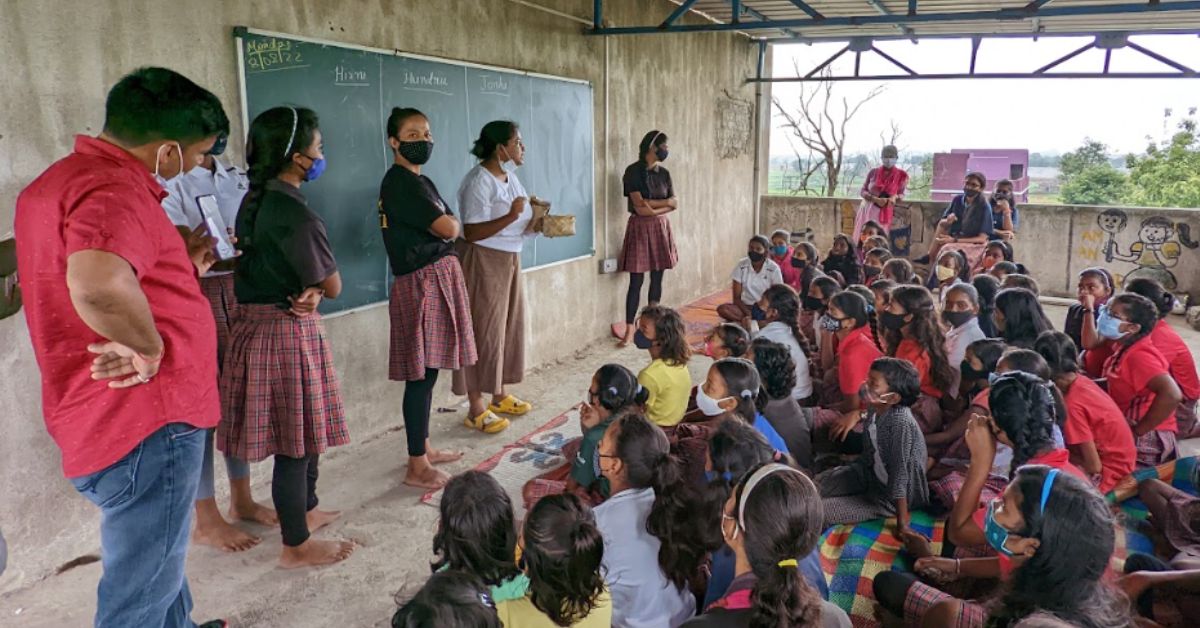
[737,463,812,530]
[283,106,298,157]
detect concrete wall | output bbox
[0,0,759,588]
[760,196,1200,301]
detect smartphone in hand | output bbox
[196,195,237,261]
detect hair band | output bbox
[737,463,812,530]
[777,559,799,568]
[607,386,618,396]
[739,389,754,400]
[1039,469,1059,515]
[283,106,299,157]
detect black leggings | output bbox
[273,454,320,547]
[402,368,439,457]
[625,270,666,324]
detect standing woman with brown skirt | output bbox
[616,130,679,347]
[221,106,354,568]
[453,120,538,433]
[379,107,478,489]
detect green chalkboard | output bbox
[235,28,595,313]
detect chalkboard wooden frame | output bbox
[233,26,596,317]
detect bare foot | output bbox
[229,500,278,526]
[278,538,355,569]
[306,509,341,533]
[404,465,451,490]
[193,519,261,553]
[426,448,463,465]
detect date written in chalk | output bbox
[246,38,308,73]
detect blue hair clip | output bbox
[866,304,876,314]
[1039,469,1059,515]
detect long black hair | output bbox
[973,273,1002,336]
[998,349,1069,428]
[763,284,813,357]
[592,363,649,413]
[639,305,691,367]
[610,413,706,591]
[750,338,796,404]
[522,494,606,627]
[431,471,521,587]
[994,288,1053,349]
[987,467,1130,628]
[1123,277,1174,320]
[732,465,825,627]
[710,323,752,358]
[470,120,518,161]
[240,106,320,245]
[392,570,501,628]
[885,286,956,392]
[713,358,765,422]
[988,372,1060,477]
[703,420,779,542]
[1033,331,1080,378]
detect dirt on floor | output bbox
[3,304,1198,627]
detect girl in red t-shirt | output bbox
[1125,277,1200,439]
[1035,331,1136,493]
[1099,293,1183,467]
[879,285,955,434]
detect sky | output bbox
[768,34,1200,159]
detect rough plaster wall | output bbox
[760,196,1200,301]
[0,0,758,587]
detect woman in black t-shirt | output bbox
[379,107,479,490]
[615,130,679,347]
[223,106,354,569]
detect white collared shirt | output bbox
[944,316,986,367]
[457,164,533,254]
[160,158,249,276]
[731,257,783,305]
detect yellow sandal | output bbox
[465,410,510,434]
[489,395,532,416]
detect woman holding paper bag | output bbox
[454,120,538,433]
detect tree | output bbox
[1059,139,1111,180]
[1060,165,1129,206]
[772,67,884,196]
[906,154,934,201]
[1124,117,1200,209]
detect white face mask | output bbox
[500,145,518,174]
[154,142,186,181]
[695,385,732,417]
[882,157,897,168]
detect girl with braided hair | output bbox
[878,285,955,433]
[753,284,814,403]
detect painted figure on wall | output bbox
[1098,209,1199,291]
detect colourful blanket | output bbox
[678,290,727,350]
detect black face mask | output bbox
[879,311,907,331]
[791,258,807,269]
[961,360,990,382]
[656,148,669,162]
[397,140,434,165]
[943,310,975,329]
[802,295,824,312]
[863,265,882,278]
[748,251,766,264]
[963,188,979,198]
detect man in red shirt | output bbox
[15,67,228,628]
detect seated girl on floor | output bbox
[978,239,1014,275]
[822,233,862,286]
[802,275,841,356]
[701,322,750,360]
[749,338,813,469]
[863,247,892,285]
[634,305,693,428]
[971,273,1001,338]
[695,358,789,454]
[497,493,611,627]
[790,241,823,298]
[718,235,783,326]
[753,284,814,404]
[925,338,1006,479]
[807,291,883,451]
[878,285,955,434]
[857,219,887,261]
[882,257,920,286]
[1124,277,1200,440]
[433,471,528,604]
[392,570,501,628]
[929,248,970,296]
[815,357,929,532]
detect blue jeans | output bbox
[70,423,205,628]
[196,429,250,501]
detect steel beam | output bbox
[785,1,825,20]
[593,0,602,30]
[909,0,918,16]
[659,0,700,29]
[761,27,1200,44]
[588,2,1200,36]
[749,72,1200,82]
[866,0,918,42]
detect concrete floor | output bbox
[3,303,1198,627]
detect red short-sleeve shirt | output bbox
[1063,376,1137,492]
[837,325,883,396]
[1104,338,1176,433]
[1151,320,1200,400]
[895,338,943,398]
[15,136,220,478]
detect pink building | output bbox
[932,149,1030,203]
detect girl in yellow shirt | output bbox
[634,305,693,426]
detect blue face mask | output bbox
[751,304,767,322]
[1096,308,1129,340]
[771,245,788,257]
[987,372,1002,386]
[983,500,1016,557]
[633,329,655,350]
[704,470,734,483]
[301,155,327,182]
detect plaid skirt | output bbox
[218,304,350,462]
[904,581,987,628]
[389,255,478,382]
[929,468,1009,511]
[199,273,239,369]
[1135,429,1178,468]
[618,213,678,273]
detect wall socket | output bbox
[600,258,618,274]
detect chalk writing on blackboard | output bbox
[401,70,452,96]
[479,73,510,97]
[334,65,370,87]
[246,38,310,73]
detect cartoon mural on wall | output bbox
[1081,208,1199,291]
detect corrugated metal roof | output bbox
[673,1,1200,41]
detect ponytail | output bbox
[764,284,816,358]
[751,560,823,628]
